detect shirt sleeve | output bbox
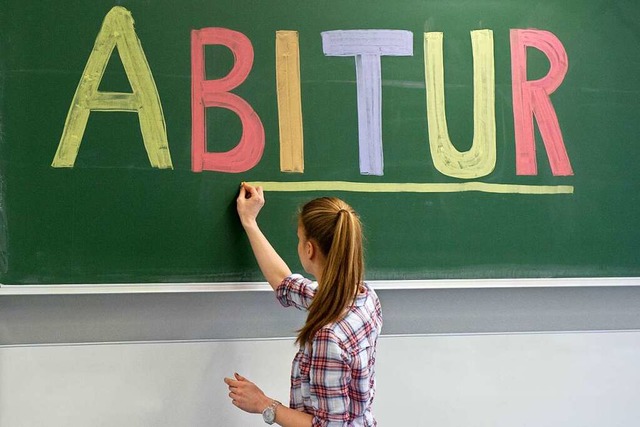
[275,274,317,311]
[308,328,352,427]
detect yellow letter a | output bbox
[52,6,172,168]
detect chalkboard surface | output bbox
[1,0,638,284]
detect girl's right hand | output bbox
[236,182,265,228]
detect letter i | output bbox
[276,31,304,173]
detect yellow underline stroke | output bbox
[249,181,574,194]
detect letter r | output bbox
[511,29,573,176]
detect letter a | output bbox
[52,6,172,169]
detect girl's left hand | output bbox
[236,183,265,228]
[224,372,272,414]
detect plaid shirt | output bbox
[276,274,383,427]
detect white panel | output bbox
[2,332,639,427]
[375,332,640,427]
[0,340,296,427]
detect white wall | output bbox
[2,332,639,427]
[376,332,640,427]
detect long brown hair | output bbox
[296,197,364,347]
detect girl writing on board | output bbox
[225,183,382,426]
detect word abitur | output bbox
[52,6,574,194]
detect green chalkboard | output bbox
[1,0,639,284]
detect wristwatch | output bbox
[262,400,281,425]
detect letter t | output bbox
[322,30,413,176]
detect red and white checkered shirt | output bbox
[276,274,383,427]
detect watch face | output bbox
[262,406,276,424]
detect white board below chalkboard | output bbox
[1,332,639,426]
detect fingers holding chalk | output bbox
[236,182,266,225]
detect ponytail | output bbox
[296,198,364,347]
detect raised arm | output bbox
[236,183,292,290]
